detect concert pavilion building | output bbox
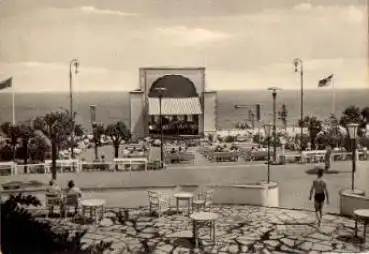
[129,67,217,140]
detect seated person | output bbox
[46,179,61,195]
[62,180,82,215]
[45,180,62,215]
[65,180,82,198]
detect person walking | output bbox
[324,145,332,171]
[309,168,329,226]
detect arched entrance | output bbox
[148,75,202,136]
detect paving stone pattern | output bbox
[43,205,369,253]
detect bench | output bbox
[165,152,195,164]
[208,152,239,162]
[0,162,17,175]
[113,158,148,171]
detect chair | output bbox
[62,193,80,217]
[45,193,63,217]
[147,191,170,217]
[192,189,215,212]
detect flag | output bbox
[318,74,333,87]
[0,77,12,90]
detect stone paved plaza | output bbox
[41,205,369,253]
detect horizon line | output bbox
[0,87,368,94]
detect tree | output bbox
[74,123,85,138]
[299,116,322,150]
[361,106,369,126]
[316,114,342,148]
[105,121,130,159]
[92,123,104,161]
[29,130,51,162]
[34,111,74,180]
[18,123,34,173]
[339,105,362,127]
[0,122,20,161]
[278,104,288,129]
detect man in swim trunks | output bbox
[309,168,329,226]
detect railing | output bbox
[113,158,148,171]
[0,158,166,176]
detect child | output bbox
[309,168,329,226]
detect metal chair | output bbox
[147,191,170,217]
[192,189,215,212]
[45,193,63,218]
[62,193,80,218]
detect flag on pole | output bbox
[318,74,334,87]
[0,77,12,90]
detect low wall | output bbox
[339,189,369,217]
[211,181,279,207]
[1,182,280,208]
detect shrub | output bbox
[1,194,112,254]
[224,135,236,143]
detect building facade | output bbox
[129,67,217,140]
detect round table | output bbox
[173,192,194,216]
[354,209,369,242]
[190,212,219,248]
[81,199,106,222]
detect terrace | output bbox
[28,204,369,253]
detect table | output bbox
[173,192,194,216]
[190,212,219,248]
[354,209,369,242]
[81,199,105,222]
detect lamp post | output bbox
[293,58,304,152]
[264,123,272,183]
[69,59,79,165]
[267,87,280,162]
[347,123,359,191]
[155,87,167,168]
[90,105,98,161]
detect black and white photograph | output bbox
[0,0,368,253]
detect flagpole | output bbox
[332,76,335,115]
[12,84,15,125]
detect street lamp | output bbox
[69,59,79,165]
[293,58,304,152]
[264,123,272,183]
[347,123,359,191]
[155,87,167,168]
[90,105,98,161]
[267,87,280,162]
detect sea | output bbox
[0,89,368,131]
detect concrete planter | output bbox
[211,181,279,207]
[339,189,369,217]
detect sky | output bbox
[0,0,368,92]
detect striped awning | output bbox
[148,97,202,115]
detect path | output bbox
[2,161,369,213]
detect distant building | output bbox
[129,67,217,140]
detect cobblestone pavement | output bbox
[42,205,369,253]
